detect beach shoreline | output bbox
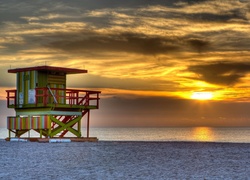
[0,141,249,179]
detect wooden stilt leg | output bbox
[40,129,42,138]
[87,110,90,138]
[78,118,81,137]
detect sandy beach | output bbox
[0,140,249,180]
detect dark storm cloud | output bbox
[188,62,250,85]
[68,74,178,91]
[183,29,250,52]
[188,12,248,23]
[46,32,180,55]
[0,2,33,23]
[150,11,249,24]
[0,0,175,24]
[187,38,210,53]
[55,0,173,10]
[180,5,248,23]
[162,1,249,23]
[1,0,248,56]
[0,0,248,26]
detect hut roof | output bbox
[8,65,88,74]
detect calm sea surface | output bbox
[1,127,250,143]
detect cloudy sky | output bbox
[1,0,250,127]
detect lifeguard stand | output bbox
[6,66,100,141]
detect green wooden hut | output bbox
[6,66,100,141]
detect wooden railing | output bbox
[6,88,100,108]
[6,90,16,107]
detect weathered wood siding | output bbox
[17,71,37,105]
[7,116,50,130]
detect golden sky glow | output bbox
[0,0,250,127]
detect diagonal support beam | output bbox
[50,116,81,137]
[51,116,75,133]
[34,129,49,137]
[16,130,29,137]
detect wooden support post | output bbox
[40,129,42,138]
[48,116,51,138]
[8,129,11,139]
[78,117,81,137]
[87,110,90,138]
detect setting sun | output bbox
[191,92,213,100]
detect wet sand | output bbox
[0,140,249,179]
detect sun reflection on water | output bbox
[192,127,214,142]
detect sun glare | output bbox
[192,127,214,142]
[191,92,213,100]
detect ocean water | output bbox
[1,127,250,143]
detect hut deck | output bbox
[5,137,98,143]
